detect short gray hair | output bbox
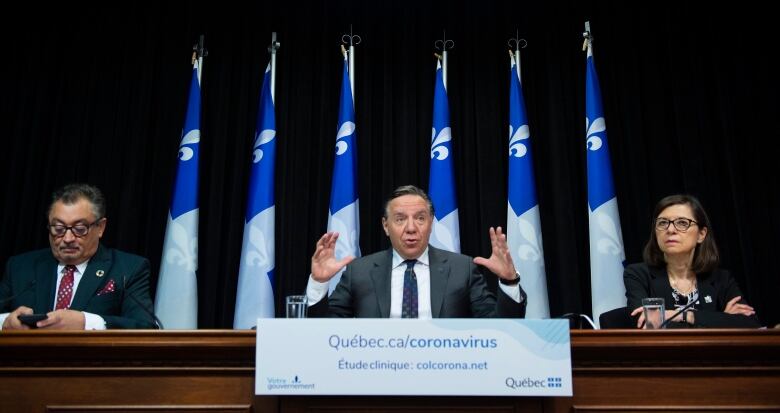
[383,185,435,218]
[49,183,106,221]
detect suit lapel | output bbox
[428,247,450,318]
[696,273,717,311]
[648,266,673,308]
[34,253,58,313]
[372,249,392,318]
[70,245,112,310]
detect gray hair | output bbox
[49,183,106,221]
[383,185,435,218]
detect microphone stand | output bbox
[659,292,699,329]
[122,277,164,329]
[561,313,597,329]
[0,279,37,307]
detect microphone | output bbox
[659,292,699,329]
[0,279,37,308]
[560,313,597,329]
[122,276,164,330]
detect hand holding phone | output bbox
[17,314,48,328]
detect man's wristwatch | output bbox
[499,272,521,286]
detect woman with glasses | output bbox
[624,194,760,328]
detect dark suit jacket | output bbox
[310,246,527,318]
[0,244,156,329]
[624,262,761,328]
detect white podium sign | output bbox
[256,319,571,396]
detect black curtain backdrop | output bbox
[2,2,778,327]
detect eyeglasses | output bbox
[47,219,102,237]
[655,217,697,232]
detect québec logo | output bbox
[505,376,564,390]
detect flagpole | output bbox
[429,33,460,253]
[506,31,551,318]
[582,20,627,326]
[327,34,361,293]
[435,32,454,89]
[583,21,592,52]
[509,31,526,85]
[193,35,207,82]
[342,26,361,104]
[269,32,281,102]
[156,37,206,329]
[233,33,280,327]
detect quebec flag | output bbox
[234,64,276,328]
[428,60,460,253]
[585,41,627,326]
[155,61,201,329]
[326,54,360,293]
[507,58,549,318]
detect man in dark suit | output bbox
[307,185,527,318]
[0,183,156,329]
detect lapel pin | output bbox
[96,270,105,277]
[705,295,712,303]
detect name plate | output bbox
[256,319,571,396]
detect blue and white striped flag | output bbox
[326,53,360,293]
[585,39,627,326]
[507,56,549,318]
[155,60,201,329]
[428,60,460,253]
[234,64,276,328]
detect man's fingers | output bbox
[488,227,497,244]
[313,232,340,260]
[337,256,355,268]
[37,312,60,328]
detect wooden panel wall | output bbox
[1,330,778,412]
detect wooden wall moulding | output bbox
[0,328,778,412]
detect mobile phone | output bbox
[17,314,48,328]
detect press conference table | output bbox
[1,329,778,412]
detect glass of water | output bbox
[286,295,308,318]
[642,297,665,329]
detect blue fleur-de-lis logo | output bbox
[252,129,276,163]
[585,117,605,151]
[430,127,451,160]
[178,129,200,161]
[335,122,355,156]
[509,124,530,158]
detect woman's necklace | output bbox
[669,275,697,295]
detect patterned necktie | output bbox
[55,265,76,310]
[401,259,418,318]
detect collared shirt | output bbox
[306,247,523,316]
[54,261,89,309]
[54,261,107,330]
[389,247,432,319]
